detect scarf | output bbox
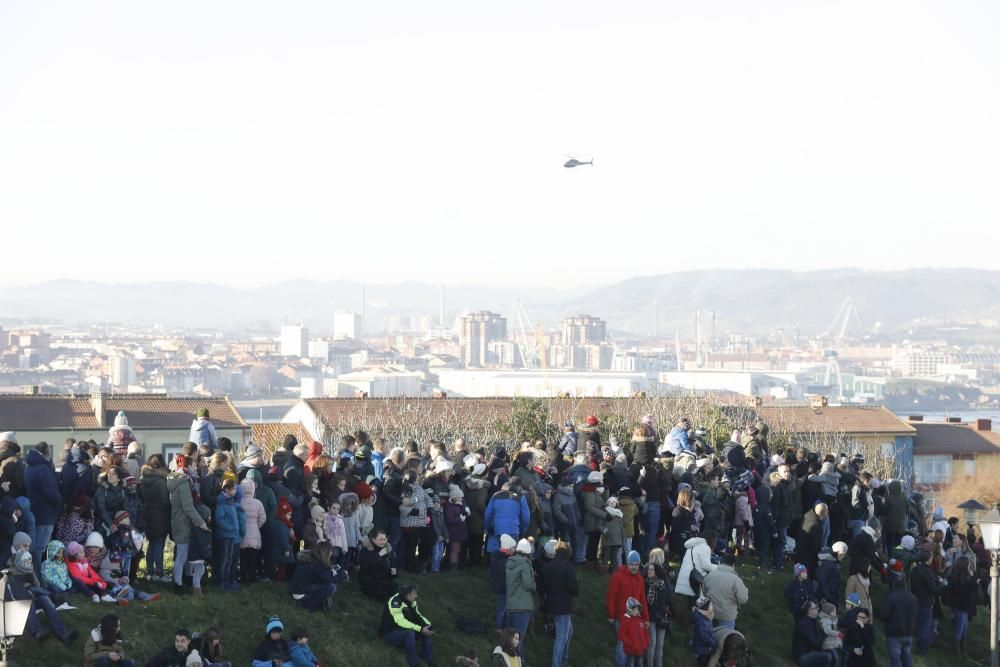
[181,465,201,504]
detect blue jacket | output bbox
[691,610,715,655]
[484,491,530,553]
[214,492,244,544]
[370,451,385,481]
[15,497,36,545]
[666,427,691,456]
[60,449,94,503]
[289,642,319,667]
[24,449,61,525]
[189,418,218,449]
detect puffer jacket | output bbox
[189,417,218,449]
[606,564,648,621]
[239,479,267,549]
[40,540,72,591]
[676,536,717,597]
[505,554,536,611]
[60,447,94,503]
[463,476,490,537]
[815,551,842,606]
[214,490,244,544]
[167,472,207,544]
[552,485,581,537]
[580,484,608,533]
[484,490,530,553]
[139,465,171,540]
[24,449,61,526]
[94,473,126,533]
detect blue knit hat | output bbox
[846,592,861,608]
[265,616,283,635]
[626,550,641,565]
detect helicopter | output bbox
[563,154,594,168]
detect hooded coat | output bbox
[302,441,324,476]
[60,446,94,503]
[189,417,218,449]
[24,449,61,526]
[167,471,207,545]
[884,480,908,535]
[484,490,530,553]
[676,536,717,597]
[239,479,267,549]
[94,471,126,533]
[41,539,72,591]
[139,465,171,541]
[605,564,648,621]
[505,553,536,611]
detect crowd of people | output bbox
[0,409,994,666]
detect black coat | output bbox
[538,554,579,616]
[358,540,398,600]
[844,622,877,667]
[146,646,191,667]
[880,587,918,637]
[815,555,842,606]
[792,616,824,660]
[796,509,824,574]
[908,562,939,608]
[771,478,793,529]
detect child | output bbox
[272,497,296,583]
[214,478,244,591]
[288,627,320,667]
[491,627,522,667]
[303,502,328,552]
[819,601,844,664]
[107,511,137,577]
[429,495,449,573]
[66,541,115,603]
[55,495,95,546]
[84,531,160,605]
[733,477,754,556]
[443,485,469,571]
[617,597,650,666]
[602,496,625,572]
[191,626,231,667]
[84,614,134,667]
[239,478,266,584]
[323,501,348,566]
[691,596,716,667]
[251,616,290,667]
[40,539,74,596]
[338,492,362,570]
[784,563,818,620]
[355,483,376,539]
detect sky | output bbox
[1,1,998,289]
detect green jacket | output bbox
[246,468,277,521]
[602,510,624,548]
[581,489,608,533]
[167,472,207,544]
[505,554,536,611]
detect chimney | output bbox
[976,418,992,432]
[432,390,447,399]
[810,395,828,409]
[947,417,961,423]
[907,415,923,422]
[354,390,368,399]
[24,385,39,395]
[90,386,106,427]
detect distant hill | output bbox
[2,269,999,336]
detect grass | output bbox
[16,551,995,667]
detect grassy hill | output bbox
[16,555,993,666]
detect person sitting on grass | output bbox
[84,614,135,667]
[146,628,194,667]
[359,527,399,601]
[491,627,522,667]
[66,540,115,602]
[290,541,346,612]
[379,583,434,667]
[288,627,320,667]
[252,616,292,667]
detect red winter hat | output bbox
[112,511,130,529]
[276,496,293,518]
[586,415,599,426]
[354,482,374,500]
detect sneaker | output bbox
[91,594,100,603]
[145,593,161,602]
[117,598,130,607]
[60,629,78,646]
[100,594,117,603]
[56,603,76,611]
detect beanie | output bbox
[695,596,712,611]
[354,482,374,500]
[832,541,849,557]
[794,563,808,577]
[66,541,84,558]
[11,532,31,551]
[586,415,599,426]
[114,411,128,427]
[112,511,130,529]
[515,539,532,555]
[448,484,464,500]
[499,534,517,552]
[901,535,915,550]
[543,539,558,558]
[626,550,641,565]
[265,616,283,635]
[282,434,298,450]
[846,592,861,608]
[85,531,105,549]
[196,408,209,418]
[186,650,203,667]
[821,601,836,616]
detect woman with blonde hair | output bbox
[669,488,696,558]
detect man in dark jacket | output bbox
[908,549,940,655]
[0,441,25,498]
[815,545,846,606]
[880,574,918,667]
[379,584,433,667]
[796,503,827,576]
[539,541,579,667]
[883,480,908,552]
[24,442,61,567]
[146,628,193,667]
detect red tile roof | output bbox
[912,422,1000,456]
[0,394,246,431]
[0,395,99,429]
[756,405,915,435]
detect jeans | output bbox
[644,503,661,553]
[623,537,632,555]
[822,515,831,549]
[173,543,205,588]
[215,540,237,587]
[387,515,403,568]
[495,593,507,630]
[646,620,666,667]
[25,590,70,640]
[94,659,136,667]
[613,620,626,667]
[430,540,444,573]
[886,635,913,667]
[33,524,54,570]
[573,527,587,563]
[915,605,934,653]
[552,614,573,667]
[951,608,969,642]
[716,619,736,630]
[146,536,166,576]
[507,610,531,660]
[295,582,336,611]
[383,629,433,667]
[797,651,834,667]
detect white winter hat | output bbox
[85,532,105,549]
[771,454,785,467]
[500,534,517,552]
[472,463,487,476]
[900,535,915,550]
[831,541,849,557]
[186,650,203,667]
[463,454,480,470]
[0,432,15,443]
[515,538,532,555]
[114,411,128,427]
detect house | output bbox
[908,417,1000,490]
[0,392,248,461]
[757,400,916,480]
[249,422,314,458]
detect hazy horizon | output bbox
[2,1,998,289]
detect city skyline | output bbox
[1,2,999,288]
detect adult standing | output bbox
[883,480,908,552]
[676,530,718,601]
[24,441,61,567]
[606,551,648,667]
[139,454,172,583]
[638,459,668,553]
[796,503,827,577]
[701,553,749,631]
[540,540,579,667]
[879,574,918,667]
[167,452,209,595]
[505,538,536,661]
[945,556,978,657]
[908,548,939,655]
[644,548,672,667]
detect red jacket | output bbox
[68,559,106,590]
[605,565,648,621]
[617,613,650,656]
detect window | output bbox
[162,444,184,465]
[963,459,976,477]
[880,442,896,458]
[914,455,951,485]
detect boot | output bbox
[191,587,203,597]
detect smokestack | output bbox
[976,418,992,431]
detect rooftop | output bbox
[756,404,915,435]
[0,393,246,430]
[911,420,1000,456]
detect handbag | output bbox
[687,548,705,590]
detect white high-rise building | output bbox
[280,324,309,357]
[334,311,363,339]
[307,340,330,361]
[110,354,136,389]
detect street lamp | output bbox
[958,499,988,528]
[980,507,1000,667]
[0,571,32,667]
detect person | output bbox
[61,442,95,503]
[85,614,135,667]
[251,616,291,667]
[378,584,434,667]
[6,541,77,645]
[190,626,232,667]
[359,527,399,601]
[796,503,828,577]
[24,441,61,568]
[818,601,843,661]
[539,539,579,667]
[692,596,717,667]
[40,539,74,596]
[140,454,172,583]
[879,574,917,667]
[505,538,536,661]
[288,627,320,667]
[644,549,672,667]
[213,478,244,591]
[701,552,749,630]
[239,477,267,583]
[443,484,470,571]
[946,556,978,657]
[908,547,939,655]
[676,530,718,601]
[491,534,514,631]
[491,627,522,667]
[843,605,876,667]
[94,466,127,537]
[793,601,836,667]
[615,596,648,667]
[844,557,873,618]
[146,629,194,667]
[189,408,218,450]
[289,541,342,612]
[602,495,626,571]
[66,540,116,602]
[55,494,94,553]
[607,550,648,667]
[815,543,848,607]
[666,417,692,456]
[168,453,210,595]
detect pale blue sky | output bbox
[1,1,997,288]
